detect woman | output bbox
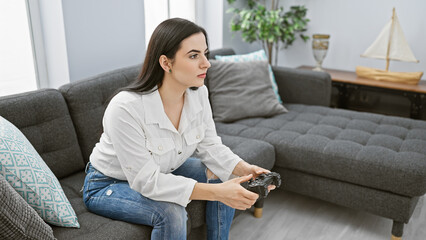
[82,18,275,240]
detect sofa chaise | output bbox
[209,49,426,240]
[0,48,425,240]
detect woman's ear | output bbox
[159,55,171,73]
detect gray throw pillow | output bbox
[0,175,55,240]
[207,60,287,122]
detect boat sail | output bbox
[356,8,423,85]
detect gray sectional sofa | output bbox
[1,48,425,239]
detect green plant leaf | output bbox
[226,1,310,64]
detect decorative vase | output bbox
[312,34,330,71]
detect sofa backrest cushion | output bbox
[205,48,235,90]
[0,89,85,179]
[60,65,140,163]
[207,60,287,122]
[208,48,235,60]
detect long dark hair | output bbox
[122,18,209,94]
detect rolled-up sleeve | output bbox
[196,87,243,182]
[104,103,197,207]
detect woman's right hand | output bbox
[216,174,259,210]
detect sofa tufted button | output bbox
[178,151,182,155]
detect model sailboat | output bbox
[356,8,423,85]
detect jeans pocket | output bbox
[88,176,114,182]
[87,169,114,182]
[83,170,115,204]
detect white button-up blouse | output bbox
[90,85,243,207]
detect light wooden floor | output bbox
[229,189,425,240]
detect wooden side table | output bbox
[298,66,426,119]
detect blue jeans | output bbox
[82,157,235,240]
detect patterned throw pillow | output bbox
[0,116,79,228]
[1,175,55,239]
[215,49,282,103]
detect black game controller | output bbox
[241,172,281,198]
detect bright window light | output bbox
[169,0,195,22]
[144,0,196,48]
[0,1,37,97]
[144,0,168,48]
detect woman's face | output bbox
[169,32,210,89]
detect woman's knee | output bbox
[150,203,187,239]
[153,203,187,230]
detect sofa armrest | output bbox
[272,66,331,106]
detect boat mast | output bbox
[385,8,396,71]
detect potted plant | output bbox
[227,0,310,65]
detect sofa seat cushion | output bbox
[51,134,274,238]
[51,172,205,239]
[215,104,426,197]
[51,171,152,239]
[218,134,275,171]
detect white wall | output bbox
[62,0,145,82]
[39,0,222,87]
[40,0,424,86]
[223,0,426,81]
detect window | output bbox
[144,0,195,48]
[0,1,37,97]
[169,0,195,21]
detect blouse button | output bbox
[196,135,200,139]
[158,146,163,151]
